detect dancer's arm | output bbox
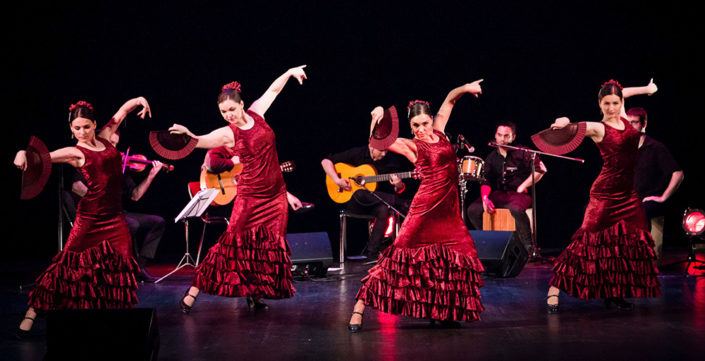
[249,65,307,117]
[434,79,483,133]
[100,97,151,139]
[369,105,418,163]
[14,146,86,170]
[287,191,303,211]
[551,117,606,143]
[621,78,658,118]
[168,124,235,149]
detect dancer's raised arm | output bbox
[100,96,151,140]
[249,65,307,116]
[434,79,483,133]
[621,78,658,118]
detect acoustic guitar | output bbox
[326,162,416,203]
[200,160,296,206]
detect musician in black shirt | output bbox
[627,107,684,261]
[322,137,413,259]
[466,121,546,252]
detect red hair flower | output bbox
[68,100,94,112]
[222,81,242,93]
[407,99,430,113]
[601,79,623,91]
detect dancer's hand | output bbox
[14,150,27,171]
[287,192,303,210]
[551,117,570,130]
[464,79,484,97]
[135,97,152,119]
[168,123,195,138]
[645,78,658,96]
[288,65,307,85]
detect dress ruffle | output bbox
[192,225,295,299]
[356,243,485,322]
[550,220,660,299]
[28,241,139,312]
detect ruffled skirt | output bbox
[550,220,660,299]
[356,243,485,322]
[192,224,295,299]
[28,240,140,311]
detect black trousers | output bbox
[346,190,410,256]
[125,211,165,265]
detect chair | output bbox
[338,209,399,264]
[187,182,230,265]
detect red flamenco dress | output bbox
[356,130,485,321]
[192,110,295,299]
[550,118,660,299]
[28,138,139,311]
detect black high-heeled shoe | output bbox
[15,316,35,339]
[605,297,633,310]
[246,296,269,311]
[348,311,364,333]
[546,295,560,314]
[179,291,198,314]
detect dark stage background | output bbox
[5,1,704,260]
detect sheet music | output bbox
[174,188,219,223]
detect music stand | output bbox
[155,188,218,283]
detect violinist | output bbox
[70,130,167,282]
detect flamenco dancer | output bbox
[13,97,152,336]
[349,80,485,331]
[169,66,306,312]
[545,79,660,313]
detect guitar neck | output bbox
[363,171,414,184]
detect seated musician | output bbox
[466,121,547,253]
[321,108,413,259]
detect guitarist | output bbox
[321,112,413,260]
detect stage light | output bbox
[682,208,705,237]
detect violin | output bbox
[121,148,174,173]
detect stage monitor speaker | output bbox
[288,232,334,277]
[470,230,528,278]
[45,308,159,361]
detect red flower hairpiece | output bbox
[407,99,430,113]
[222,81,242,93]
[68,100,93,112]
[601,79,623,91]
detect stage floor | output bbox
[2,248,704,361]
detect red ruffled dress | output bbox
[192,110,295,299]
[28,138,139,311]
[550,118,661,299]
[356,130,485,321]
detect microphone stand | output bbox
[488,142,584,263]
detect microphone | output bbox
[457,134,475,153]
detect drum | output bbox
[460,156,484,180]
